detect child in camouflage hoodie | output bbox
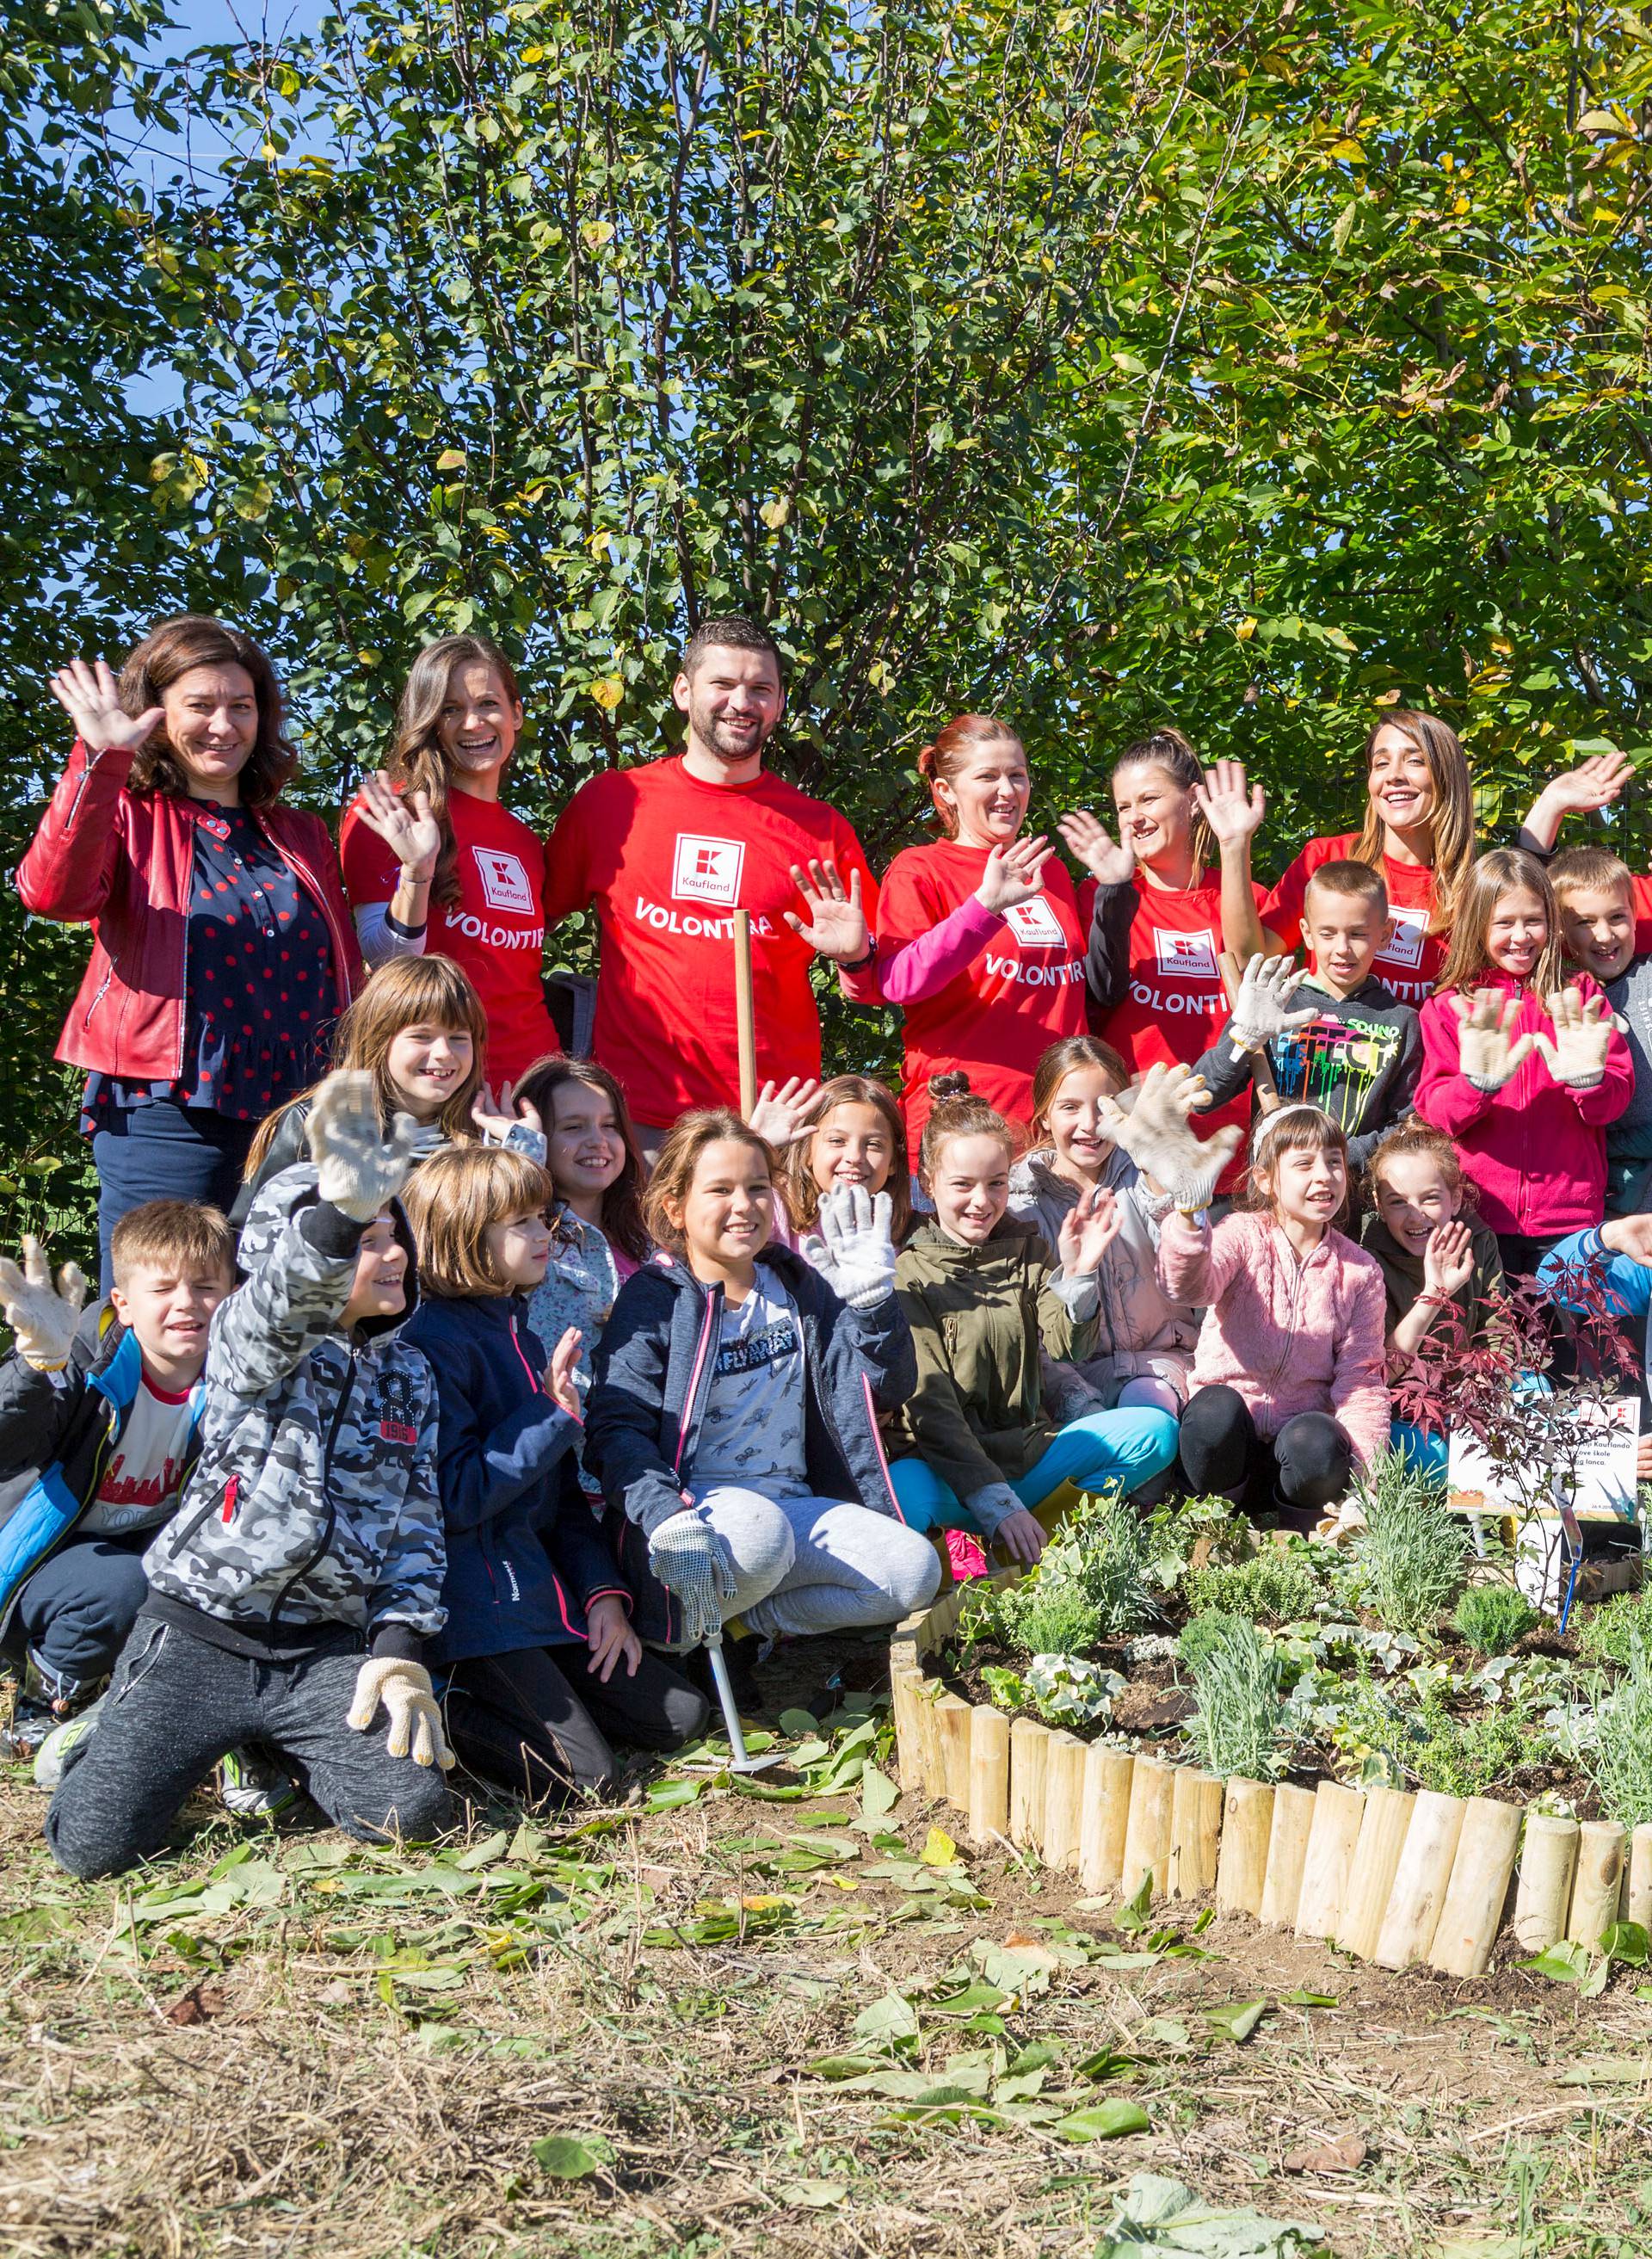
[46,1074,457,1879]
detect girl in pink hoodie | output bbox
[1413,849,1631,1281]
[1156,1105,1388,1527]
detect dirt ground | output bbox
[2,1638,1650,2259]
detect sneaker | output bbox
[0,1695,58,1764]
[219,1744,300,1818]
[33,1695,105,1791]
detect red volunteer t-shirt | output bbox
[339,788,558,1083]
[1093,871,1267,1193]
[880,842,1088,1144]
[541,758,878,1126]
[1263,833,1446,1008]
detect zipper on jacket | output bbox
[268,1348,357,1625]
[82,966,114,1033]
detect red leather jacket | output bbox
[17,739,362,1081]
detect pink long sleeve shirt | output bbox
[1413,969,1632,1238]
[1157,1208,1390,1466]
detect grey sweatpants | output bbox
[46,1614,455,1879]
[684,1486,940,1643]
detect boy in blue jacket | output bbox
[0,1203,232,1773]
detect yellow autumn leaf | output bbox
[920,1825,958,1867]
[589,676,625,712]
[1235,616,1257,641]
[760,495,791,530]
[435,448,467,472]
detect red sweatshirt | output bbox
[1414,968,1633,1237]
[540,757,878,1126]
[878,842,1088,1142]
[1264,832,1446,1008]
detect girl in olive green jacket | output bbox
[886,1076,1181,1564]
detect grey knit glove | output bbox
[647,1510,738,1645]
[305,1071,422,1221]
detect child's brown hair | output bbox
[513,1054,651,1265]
[244,954,487,1181]
[785,1075,910,1240]
[109,1200,234,1289]
[1550,844,1633,902]
[1303,856,1389,917]
[643,1110,776,1256]
[1242,1103,1351,1225]
[1365,1120,1465,1201]
[1434,848,1565,997]
[1028,1034,1129,1144]
[919,1072,1014,1182]
[402,1145,555,1298]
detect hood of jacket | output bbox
[898,1212,1053,1287]
[239,1163,420,1339]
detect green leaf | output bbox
[781,2178,846,2207]
[1205,1999,1268,2044]
[859,1764,898,1823]
[1279,1989,1339,2008]
[1520,1942,1596,1985]
[531,2134,613,2180]
[852,1991,920,2048]
[1053,2098,1151,2141]
[1600,1921,1649,1967]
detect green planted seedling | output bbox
[1452,1583,1540,1658]
[1024,1654,1125,1726]
[1351,1455,1468,1634]
[1184,1617,1288,1783]
[1576,1589,1652,1670]
[1585,1634,1652,1830]
[1186,1547,1320,1626]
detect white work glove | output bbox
[0,1237,89,1370]
[647,1510,738,1646]
[347,1656,454,1768]
[1536,986,1615,1090]
[1452,989,1537,1094]
[1099,1062,1243,1213]
[305,1070,422,1221]
[804,1185,897,1308]
[1227,953,1319,1053]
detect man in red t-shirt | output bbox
[542,619,880,1141]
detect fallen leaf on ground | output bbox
[1281,2132,1366,2174]
[164,1983,227,2026]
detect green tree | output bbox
[0,0,185,1258]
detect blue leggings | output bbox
[1391,1422,1448,1478]
[890,1408,1180,1537]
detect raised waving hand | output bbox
[1056,806,1135,887]
[1452,990,1537,1093]
[48,657,163,760]
[1098,1061,1242,1212]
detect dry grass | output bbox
[3,1701,1651,2259]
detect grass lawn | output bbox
[2,1672,1650,2258]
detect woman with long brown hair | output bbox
[22,617,360,1284]
[1249,710,1476,1007]
[339,632,558,1081]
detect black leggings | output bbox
[1178,1386,1352,1527]
[443,1645,707,1805]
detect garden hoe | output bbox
[704,1628,781,1774]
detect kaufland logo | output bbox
[1154,929,1218,978]
[672,834,745,907]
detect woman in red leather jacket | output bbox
[20,615,361,1283]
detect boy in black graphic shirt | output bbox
[1192,860,1421,1168]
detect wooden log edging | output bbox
[887,1587,1588,1980]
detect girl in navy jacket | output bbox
[583,1111,940,1696]
[402,1145,706,1801]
